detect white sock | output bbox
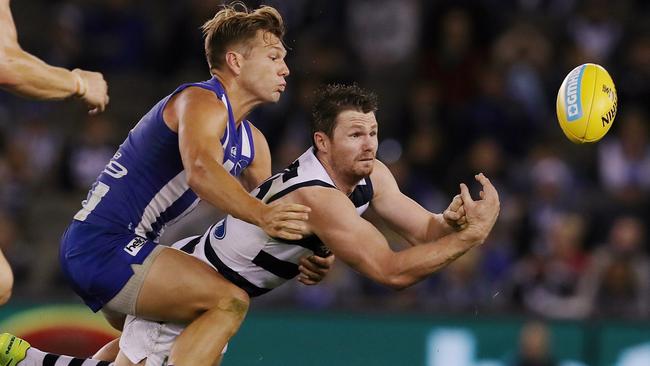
[18,347,114,366]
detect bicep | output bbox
[176,88,228,166]
[370,161,435,245]
[308,191,393,282]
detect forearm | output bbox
[407,213,455,245]
[188,159,264,226]
[385,232,476,289]
[0,46,78,100]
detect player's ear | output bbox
[225,51,243,76]
[314,132,329,153]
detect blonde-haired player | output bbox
[2,4,333,366]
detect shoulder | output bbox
[369,159,398,193]
[247,123,268,146]
[174,85,224,109]
[292,185,346,206]
[165,86,227,131]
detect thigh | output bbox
[60,221,161,312]
[135,247,249,323]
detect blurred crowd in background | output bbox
[0,0,649,321]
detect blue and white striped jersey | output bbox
[73,78,255,241]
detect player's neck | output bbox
[315,153,359,195]
[215,75,260,125]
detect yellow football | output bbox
[556,63,618,143]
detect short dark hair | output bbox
[311,84,379,149]
[202,4,285,71]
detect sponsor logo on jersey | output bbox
[565,65,586,122]
[213,218,227,239]
[124,237,147,256]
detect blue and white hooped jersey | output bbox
[73,78,255,241]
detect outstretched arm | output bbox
[297,174,499,290]
[0,0,108,113]
[368,160,464,246]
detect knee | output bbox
[198,282,250,319]
[218,289,249,320]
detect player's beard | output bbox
[346,156,374,180]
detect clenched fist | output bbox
[72,68,109,115]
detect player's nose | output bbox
[279,60,290,77]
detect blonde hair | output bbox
[201,3,285,70]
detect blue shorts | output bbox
[59,220,158,312]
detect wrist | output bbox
[250,200,267,227]
[71,69,87,97]
[457,230,482,247]
[434,213,455,236]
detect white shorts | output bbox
[120,315,228,365]
[120,236,228,365]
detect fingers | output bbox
[298,265,322,279]
[297,254,334,285]
[449,194,463,212]
[456,206,467,226]
[474,173,499,203]
[459,183,474,204]
[278,211,310,221]
[444,209,460,221]
[274,231,303,241]
[298,264,326,283]
[78,70,109,114]
[273,203,311,213]
[263,203,313,240]
[298,275,318,285]
[299,258,329,276]
[278,220,308,234]
[301,254,335,269]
